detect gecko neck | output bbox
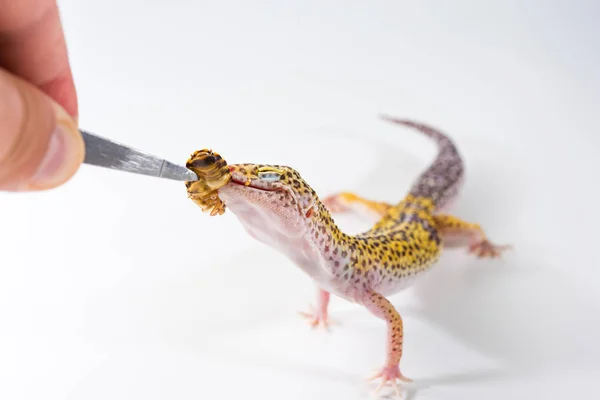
[307,201,354,268]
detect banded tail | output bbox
[381,116,465,211]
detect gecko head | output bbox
[217,163,320,238]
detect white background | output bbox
[1,1,599,399]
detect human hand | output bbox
[0,0,84,192]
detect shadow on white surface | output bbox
[410,249,600,368]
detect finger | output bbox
[0,68,84,191]
[0,0,77,117]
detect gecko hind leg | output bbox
[298,288,335,330]
[322,192,392,220]
[433,214,511,258]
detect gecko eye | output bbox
[257,167,283,182]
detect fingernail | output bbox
[24,100,84,191]
[26,124,82,190]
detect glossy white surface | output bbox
[1,1,599,399]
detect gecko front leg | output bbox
[433,214,510,258]
[298,287,332,330]
[322,192,392,219]
[362,290,412,397]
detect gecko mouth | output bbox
[229,174,308,219]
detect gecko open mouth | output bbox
[229,174,305,215]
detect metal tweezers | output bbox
[80,129,199,182]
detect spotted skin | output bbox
[433,214,512,256]
[363,290,412,396]
[189,116,508,397]
[383,116,465,211]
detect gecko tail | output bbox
[380,115,465,211]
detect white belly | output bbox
[219,185,335,285]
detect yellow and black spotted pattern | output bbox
[351,195,443,277]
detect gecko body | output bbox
[190,116,508,396]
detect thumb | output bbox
[0,68,84,191]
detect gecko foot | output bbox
[321,194,349,213]
[366,365,412,398]
[468,239,511,259]
[298,305,335,330]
